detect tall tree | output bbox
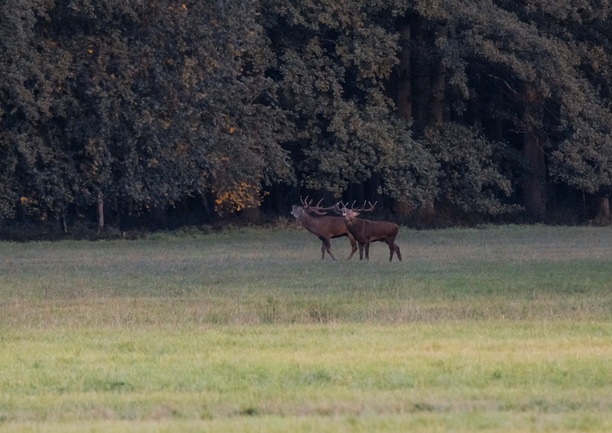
[261,0,437,205]
[0,0,76,226]
[1,0,294,225]
[543,2,612,220]
[391,1,521,220]
[401,0,612,222]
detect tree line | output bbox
[1,0,611,235]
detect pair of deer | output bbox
[291,197,402,262]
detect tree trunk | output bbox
[521,84,547,221]
[394,18,416,221]
[522,133,546,220]
[596,195,610,221]
[420,24,448,223]
[152,205,168,228]
[428,27,447,125]
[97,192,105,231]
[397,20,412,121]
[412,17,430,126]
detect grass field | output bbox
[1,224,611,432]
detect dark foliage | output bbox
[1,0,611,238]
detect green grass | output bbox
[0,225,611,432]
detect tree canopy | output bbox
[1,0,611,234]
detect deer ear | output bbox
[354,211,360,217]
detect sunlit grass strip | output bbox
[4,413,612,433]
[1,323,611,429]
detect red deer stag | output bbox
[336,201,402,262]
[291,197,358,260]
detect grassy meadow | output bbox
[0,224,611,432]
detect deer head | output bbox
[335,200,377,219]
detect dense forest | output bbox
[1,0,611,236]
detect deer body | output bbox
[342,209,401,262]
[291,205,358,260]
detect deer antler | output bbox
[333,201,346,214]
[336,200,377,212]
[354,201,377,212]
[300,196,317,208]
[300,196,333,215]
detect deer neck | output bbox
[300,212,324,232]
[344,216,355,229]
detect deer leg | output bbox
[322,238,337,260]
[387,241,394,262]
[358,243,364,260]
[346,234,358,260]
[385,237,401,262]
[385,239,396,262]
[365,242,370,260]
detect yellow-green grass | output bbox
[2,324,611,432]
[0,225,611,432]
